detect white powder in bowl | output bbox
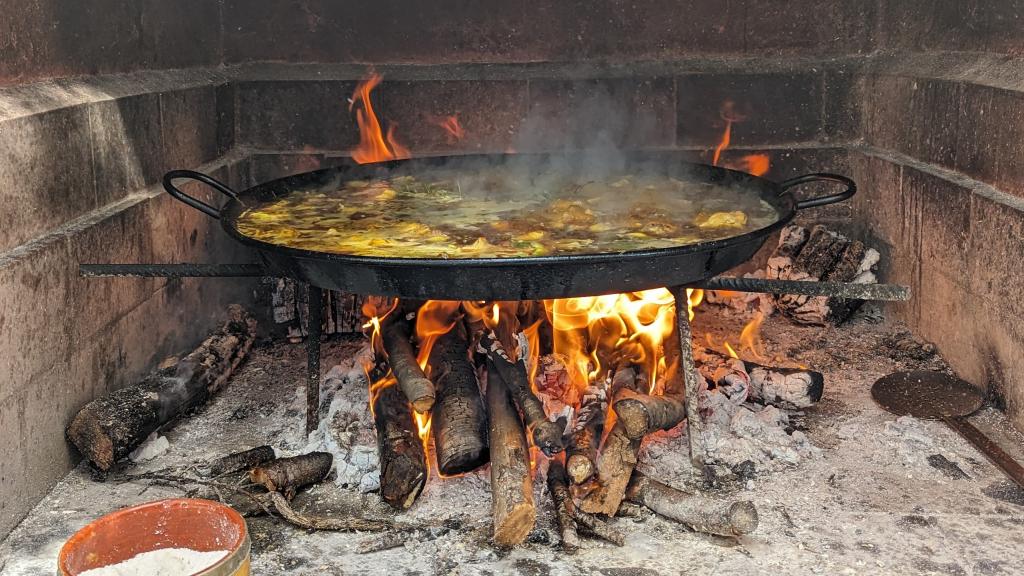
[79,547,230,576]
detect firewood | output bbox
[487,369,536,546]
[209,445,275,476]
[579,366,644,516]
[574,510,625,546]
[546,459,580,551]
[429,326,489,476]
[372,382,428,510]
[66,305,257,472]
[480,332,566,456]
[250,452,333,499]
[381,313,435,413]
[612,389,687,440]
[566,378,607,484]
[269,492,399,532]
[696,347,824,410]
[626,473,758,537]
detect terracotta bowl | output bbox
[58,498,250,575]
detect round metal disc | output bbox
[871,370,984,419]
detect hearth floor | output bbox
[3,309,1023,576]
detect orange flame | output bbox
[431,114,465,144]
[711,101,771,177]
[349,73,410,164]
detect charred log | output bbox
[546,459,580,551]
[487,370,536,546]
[626,473,758,537]
[209,445,275,476]
[696,347,824,410]
[574,510,626,546]
[480,332,565,456]
[429,326,489,476]
[566,378,607,484]
[372,382,428,510]
[269,492,399,532]
[579,366,643,516]
[66,306,257,472]
[381,313,435,413]
[250,452,333,499]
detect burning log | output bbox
[372,381,428,509]
[480,332,566,456]
[546,459,580,551]
[381,312,435,413]
[579,366,644,516]
[612,389,687,441]
[209,445,275,476]
[626,473,758,537]
[429,326,489,476]
[66,306,257,472]
[695,347,823,410]
[487,368,536,546]
[250,452,333,499]
[566,379,607,484]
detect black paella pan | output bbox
[163,151,855,300]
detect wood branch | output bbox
[626,473,758,537]
[487,369,536,546]
[566,378,607,484]
[579,366,643,516]
[546,459,580,551]
[381,313,435,413]
[481,332,566,456]
[250,452,333,499]
[612,389,687,440]
[66,305,257,472]
[429,326,489,476]
[574,510,625,546]
[372,382,428,510]
[269,492,399,532]
[209,445,275,476]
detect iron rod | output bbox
[670,285,706,470]
[306,285,324,435]
[690,277,910,301]
[79,263,266,278]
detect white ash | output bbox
[79,548,229,576]
[128,432,170,463]
[302,345,381,492]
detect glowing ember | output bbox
[349,72,410,164]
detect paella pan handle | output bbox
[162,170,239,220]
[778,173,856,210]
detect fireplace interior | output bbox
[2,2,1024,575]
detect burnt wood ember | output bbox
[626,473,758,537]
[487,369,536,546]
[573,509,626,547]
[696,347,824,410]
[429,326,489,476]
[250,452,333,499]
[566,378,607,484]
[382,312,435,413]
[579,366,644,516]
[209,445,275,476]
[480,332,566,456]
[66,306,257,472]
[372,382,428,510]
[546,459,580,551]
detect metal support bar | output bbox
[670,285,706,470]
[690,277,910,301]
[306,284,324,435]
[80,263,267,278]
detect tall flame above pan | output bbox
[349,73,410,164]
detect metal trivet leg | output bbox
[671,285,706,469]
[306,284,324,435]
